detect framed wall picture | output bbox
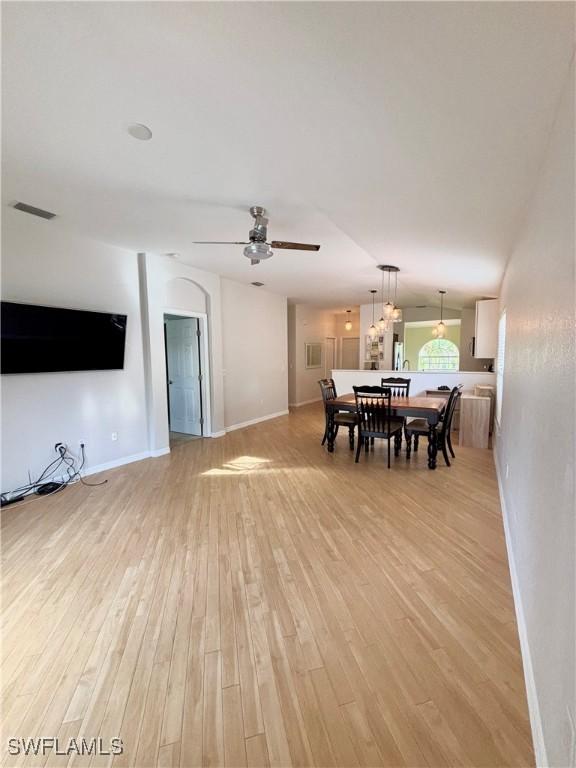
[305,342,322,369]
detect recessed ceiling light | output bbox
[251,281,264,287]
[164,252,179,259]
[127,123,152,141]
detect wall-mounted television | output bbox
[1,301,127,374]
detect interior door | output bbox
[165,317,202,435]
[341,337,360,369]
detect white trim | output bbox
[493,444,548,767]
[71,412,288,476]
[325,335,337,377]
[60,447,172,482]
[289,397,322,407]
[82,450,157,477]
[224,410,289,433]
[150,447,171,458]
[163,308,212,438]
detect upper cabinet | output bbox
[474,299,499,358]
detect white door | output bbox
[165,318,202,435]
[341,337,360,369]
[325,337,336,377]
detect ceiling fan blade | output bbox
[192,241,250,245]
[270,241,321,251]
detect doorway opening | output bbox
[163,312,208,445]
[325,337,336,377]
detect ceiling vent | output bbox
[251,281,265,287]
[13,202,57,220]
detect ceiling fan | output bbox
[192,206,321,265]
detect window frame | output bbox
[496,310,506,427]
[417,338,460,372]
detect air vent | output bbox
[13,202,56,220]
[251,281,264,287]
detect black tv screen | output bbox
[1,301,127,374]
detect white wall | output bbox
[221,279,288,429]
[2,214,290,490]
[496,67,574,768]
[1,209,149,488]
[288,304,336,406]
[138,252,225,448]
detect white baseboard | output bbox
[493,444,548,767]
[81,450,154,477]
[149,447,171,458]
[224,409,289,434]
[289,397,322,408]
[67,411,288,477]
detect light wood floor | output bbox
[1,405,534,767]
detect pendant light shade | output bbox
[345,310,352,331]
[434,291,447,338]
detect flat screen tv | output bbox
[1,301,127,374]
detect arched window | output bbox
[418,339,459,371]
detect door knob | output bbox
[169,380,173,385]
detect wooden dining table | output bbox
[326,394,447,469]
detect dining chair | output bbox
[404,386,461,466]
[318,378,357,450]
[353,386,404,468]
[380,377,411,397]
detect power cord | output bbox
[0,442,107,508]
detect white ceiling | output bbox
[3,2,574,308]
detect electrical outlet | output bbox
[111,432,118,441]
[79,439,86,449]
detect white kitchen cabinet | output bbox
[474,299,499,358]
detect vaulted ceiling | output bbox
[3,2,574,307]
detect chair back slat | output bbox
[380,377,411,398]
[353,386,392,436]
[440,386,461,441]
[318,378,337,404]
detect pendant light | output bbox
[344,310,352,331]
[378,269,388,330]
[433,290,447,338]
[368,290,378,338]
[392,271,403,322]
[384,268,395,321]
[376,265,401,331]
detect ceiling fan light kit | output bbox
[243,242,273,265]
[193,206,320,266]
